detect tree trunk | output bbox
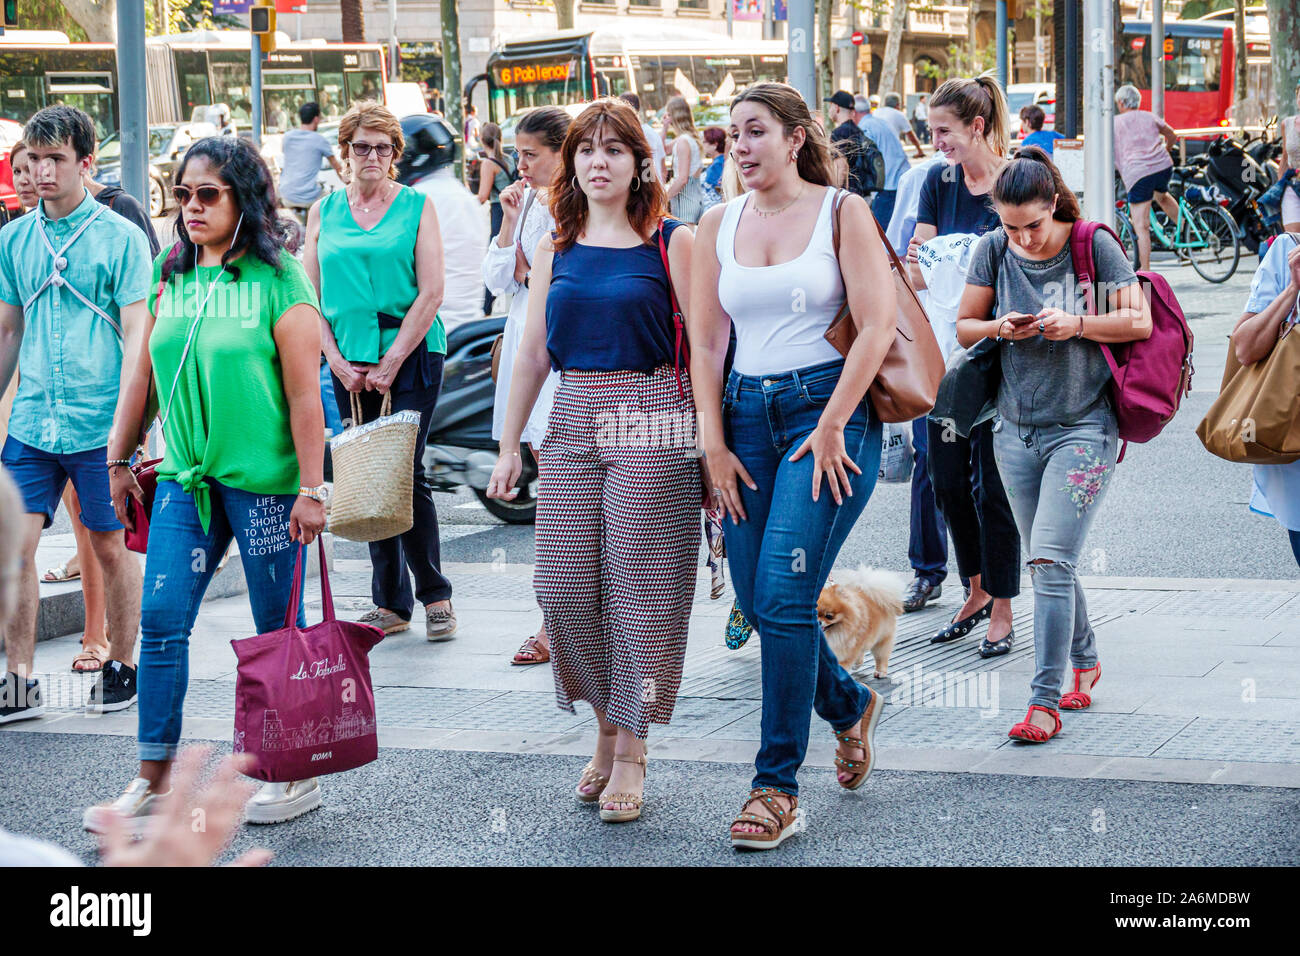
[62,0,117,42]
[816,0,833,105]
[554,0,575,30]
[443,0,463,178]
[1267,0,1300,119]
[878,0,908,100]
[341,0,365,44]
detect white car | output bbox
[1007,83,1056,133]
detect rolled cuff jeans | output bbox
[992,406,1119,712]
[137,480,306,762]
[723,358,882,796]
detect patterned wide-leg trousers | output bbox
[534,365,702,738]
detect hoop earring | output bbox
[571,175,580,192]
[630,174,640,192]
[790,149,799,164]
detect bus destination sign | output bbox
[496,60,574,86]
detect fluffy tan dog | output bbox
[817,566,905,678]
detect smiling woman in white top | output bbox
[482,105,572,665]
[690,82,898,851]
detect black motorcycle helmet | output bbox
[396,114,459,185]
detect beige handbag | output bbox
[824,190,945,424]
[1196,319,1300,465]
[328,392,421,541]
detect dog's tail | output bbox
[840,566,906,617]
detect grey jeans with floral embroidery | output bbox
[992,404,1119,711]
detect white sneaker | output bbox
[244,778,322,825]
[83,777,167,835]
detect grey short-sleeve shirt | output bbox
[967,224,1138,427]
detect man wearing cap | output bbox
[827,90,869,195]
[854,93,909,228]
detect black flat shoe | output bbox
[929,600,993,644]
[978,627,1015,658]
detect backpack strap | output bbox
[1068,219,1130,462]
[657,219,689,399]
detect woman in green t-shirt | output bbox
[303,101,456,643]
[88,137,331,834]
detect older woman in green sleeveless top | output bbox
[303,101,456,641]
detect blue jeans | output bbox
[723,359,882,796]
[992,406,1118,711]
[908,414,948,584]
[137,480,306,762]
[871,190,897,232]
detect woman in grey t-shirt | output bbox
[956,146,1149,745]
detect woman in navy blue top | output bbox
[908,75,1022,659]
[487,99,698,826]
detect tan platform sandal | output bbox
[574,763,610,804]
[834,689,882,791]
[598,753,647,823]
[730,787,802,851]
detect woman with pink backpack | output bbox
[955,147,1151,744]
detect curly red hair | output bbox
[549,98,668,253]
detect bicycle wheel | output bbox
[1185,203,1241,282]
[1115,212,1141,270]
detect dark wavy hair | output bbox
[166,136,293,281]
[549,98,668,253]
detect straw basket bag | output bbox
[328,392,422,542]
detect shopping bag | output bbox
[231,537,385,782]
[878,421,914,483]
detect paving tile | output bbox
[875,706,1010,750]
[434,690,594,732]
[647,697,759,739]
[1046,713,1194,758]
[1151,717,1300,764]
[1144,590,1298,619]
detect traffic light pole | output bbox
[997,0,1008,93]
[1152,0,1165,120]
[1083,0,1115,227]
[251,32,263,148]
[787,0,815,110]
[116,0,149,209]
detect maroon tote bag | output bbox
[231,538,385,783]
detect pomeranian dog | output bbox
[817,566,906,678]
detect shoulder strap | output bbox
[831,188,909,283]
[657,219,689,399]
[519,188,539,232]
[1069,219,1122,316]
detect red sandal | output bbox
[1008,705,1061,743]
[1059,664,1100,710]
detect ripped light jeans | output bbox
[992,404,1118,711]
[137,480,305,762]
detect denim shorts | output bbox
[0,436,122,531]
[1127,167,1172,204]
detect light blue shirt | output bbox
[0,189,151,454]
[278,128,334,206]
[858,113,909,192]
[1243,234,1300,532]
[885,154,947,256]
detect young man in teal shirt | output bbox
[0,106,152,722]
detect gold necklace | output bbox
[752,182,804,218]
[349,182,394,214]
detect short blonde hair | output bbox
[337,100,404,179]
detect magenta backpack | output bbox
[1070,220,1195,461]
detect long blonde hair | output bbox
[665,96,701,150]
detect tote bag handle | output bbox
[281,536,336,629]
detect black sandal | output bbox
[930,600,993,644]
[978,627,1015,658]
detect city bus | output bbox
[0,29,388,141]
[468,25,788,125]
[1116,19,1272,130]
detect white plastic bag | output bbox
[878,421,914,483]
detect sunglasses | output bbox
[172,183,233,206]
[350,142,395,158]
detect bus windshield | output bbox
[1119,32,1224,93]
[489,55,588,117]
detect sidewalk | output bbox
[11,558,1300,789]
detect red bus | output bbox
[1117,19,1273,130]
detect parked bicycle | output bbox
[1114,164,1241,282]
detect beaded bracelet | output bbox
[106,458,131,469]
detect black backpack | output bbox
[838,124,885,196]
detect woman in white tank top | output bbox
[1280,85,1300,233]
[689,82,899,851]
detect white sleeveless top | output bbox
[716,187,847,375]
